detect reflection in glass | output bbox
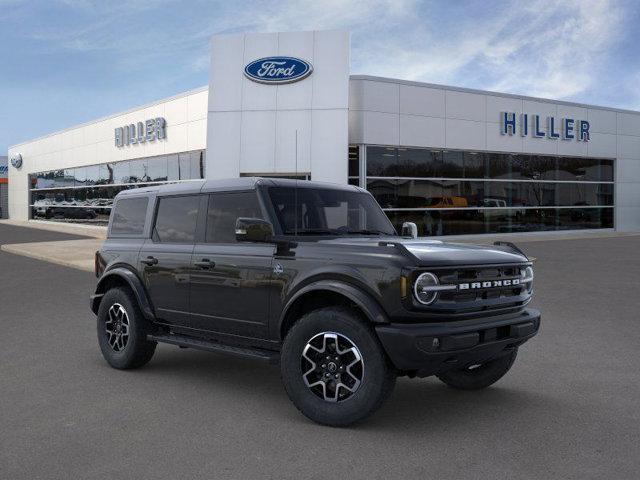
[191,151,204,179]
[397,148,443,177]
[129,158,148,183]
[167,154,180,181]
[85,165,99,185]
[28,150,206,225]
[112,161,130,184]
[386,207,613,236]
[148,155,168,182]
[366,147,398,176]
[348,145,359,178]
[74,167,87,187]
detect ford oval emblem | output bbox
[10,153,23,169]
[244,56,313,85]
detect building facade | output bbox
[0,156,7,219]
[7,30,640,235]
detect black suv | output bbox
[91,178,540,426]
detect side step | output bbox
[148,333,280,364]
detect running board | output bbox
[148,333,280,364]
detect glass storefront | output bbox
[28,144,615,235]
[351,146,614,236]
[29,150,205,225]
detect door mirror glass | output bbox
[235,217,274,243]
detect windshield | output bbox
[267,186,396,236]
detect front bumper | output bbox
[376,308,540,377]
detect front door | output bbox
[189,191,274,339]
[139,194,201,326]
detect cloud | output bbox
[484,0,624,99]
[349,0,627,102]
[2,0,637,105]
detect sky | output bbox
[1,0,639,153]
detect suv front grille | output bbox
[438,265,525,304]
[414,263,532,317]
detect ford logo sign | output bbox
[244,56,313,84]
[10,153,23,169]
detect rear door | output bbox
[189,191,274,338]
[139,194,201,326]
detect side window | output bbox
[206,192,263,243]
[153,195,200,243]
[110,197,148,236]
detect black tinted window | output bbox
[154,195,200,243]
[110,197,148,236]
[206,192,263,243]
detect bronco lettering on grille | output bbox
[458,278,521,290]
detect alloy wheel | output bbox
[105,303,130,352]
[301,332,364,402]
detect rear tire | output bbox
[280,307,396,427]
[437,348,518,390]
[97,287,157,369]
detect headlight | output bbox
[521,266,534,293]
[413,272,440,305]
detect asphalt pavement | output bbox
[0,223,638,479]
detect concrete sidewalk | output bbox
[0,219,106,239]
[1,238,103,272]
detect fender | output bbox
[280,279,389,331]
[91,267,155,320]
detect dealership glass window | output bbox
[348,145,360,186]
[28,150,205,225]
[348,145,359,177]
[365,146,614,235]
[129,158,148,183]
[111,161,130,184]
[84,165,100,185]
[148,155,168,182]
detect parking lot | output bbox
[1,223,639,480]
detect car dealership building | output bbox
[7,30,640,236]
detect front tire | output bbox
[280,307,396,427]
[436,348,518,390]
[97,287,157,369]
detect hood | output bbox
[317,237,528,266]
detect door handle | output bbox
[194,258,215,269]
[141,256,158,266]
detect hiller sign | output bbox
[501,112,590,141]
[115,117,166,147]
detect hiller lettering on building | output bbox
[500,112,590,141]
[115,118,166,147]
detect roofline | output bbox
[8,85,209,150]
[350,75,640,116]
[10,74,640,151]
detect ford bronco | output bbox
[91,177,540,426]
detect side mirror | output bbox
[401,222,418,239]
[235,217,274,243]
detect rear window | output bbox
[110,197,148,236]
[153,195,200,243]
